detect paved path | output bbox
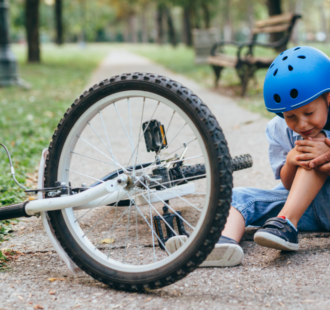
[1,50,330,310]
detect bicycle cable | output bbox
[0,143,28,191]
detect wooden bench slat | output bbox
[254,12,294,28]
[207,55,236,68]
[252,23,290,34]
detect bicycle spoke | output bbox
[137,178,196,229]
[114,102,134,148]
[123,198,133,263]
[143,173,202,213]
[66,169,105,183]
[141,193,186,243]
[106,207,131,258]
[149,173,207,188]
[75,192,118,224]
[71,151,115,166]
[134,194,140,265]
[77,135,128,172]
[135,205,171,256]
[99,110,119,176]
[129,153,204,174]
[82,201,119,238]
[161,138,197,160]
[133,97,145,173]
[148,191,156,262]
[126,101,160,167]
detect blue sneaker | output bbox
[254,217,299,251]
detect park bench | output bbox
[208,13,301,96]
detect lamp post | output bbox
[0,0,21,87]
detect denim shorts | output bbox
[231,179,330,231]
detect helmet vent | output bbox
[273,69,278,76]
[294,47,301,51]
[288,65,293,71]
[270,63,274,68]
[298,55,306,59]
[274,94,281,103]
[290,89,298,99]
[282,56,288,61]
[280,52,284,55]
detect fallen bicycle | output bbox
[0,73,252,291]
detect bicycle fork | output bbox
[0,176,128,221]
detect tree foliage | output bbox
[7,0,330,45]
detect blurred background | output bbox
[0,0,328,208]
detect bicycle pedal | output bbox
[153,211,189,250]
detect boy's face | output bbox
[283,94,330,138]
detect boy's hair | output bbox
[322,92,329,104]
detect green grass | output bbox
[0,43,111,206]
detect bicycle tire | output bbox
[44,72,233,291]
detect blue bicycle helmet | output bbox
[264,46,330,117]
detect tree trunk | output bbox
[156,4,164,44]
[183,7,192,46]
[247,0,254,33]
[202,3,210,29]
[25,0,40,63]
[290,0,302,45]
[267,0,283,49]
[223,0,232,41]
[141,7,148,43]
[129,15,138,43]
[55,0,63,45]
[320,1,328,43]
[192,5,200,29]
[165,7,176,47]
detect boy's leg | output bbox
[278,167,327,227]
[254,167,327,250]
[221,206,246,242]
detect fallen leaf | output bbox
[302,300,315,303]
[48,278,65,282]
[287,261,291,265]
[110,305,122,310]
[33,305,44,310]
[73,306,80,308]
[279,302,285,307]
[49,290,56,295]
[101,238,115,244]
[17,296,23,300]
[145,297,152,302]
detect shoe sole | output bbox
[165,236,243,267]
[254,231,299,251]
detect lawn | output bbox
[0,43,111,206]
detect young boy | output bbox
[166,46,330,267]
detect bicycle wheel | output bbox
[44,73,233,291]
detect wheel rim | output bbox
[56,90,213,273]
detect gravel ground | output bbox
[1,50,330,310]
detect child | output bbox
[166,46,330,267]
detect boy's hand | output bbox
[287,146,306,167]
[295,135,330,169]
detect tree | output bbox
[266,0,284,50]
[55,0,63,45]
[25,0,40,62]
[165,7,177,46]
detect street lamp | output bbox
[0,0,24,87]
